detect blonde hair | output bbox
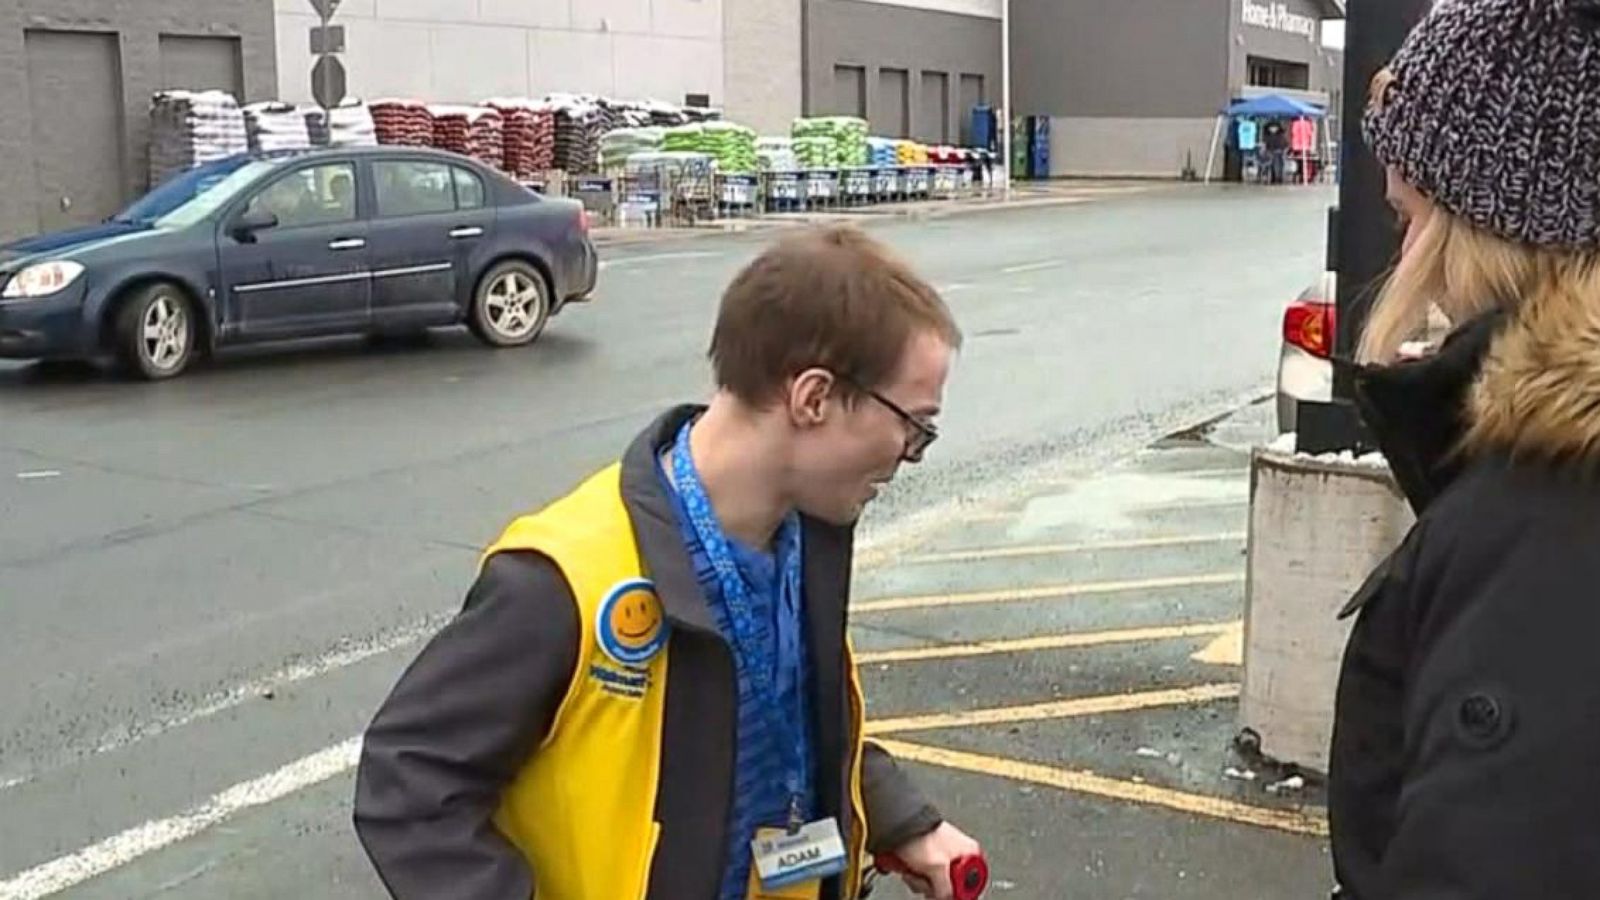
[1358,210,1546,362]
[1357,68,1600,362]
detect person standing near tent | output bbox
[1263,119,1288,184]
[1289,117,1316,182]
[352,224,982,900]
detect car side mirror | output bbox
[231,209,279,242]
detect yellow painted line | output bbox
[865,682,1241,735]
[873,738,1328,838]
[1191,621,1245,666]
[853,572,1245,615]
[856,621,1237,665]
[902,532,1245,565]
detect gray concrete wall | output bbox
[1049,116,1221,179]
[275,0,724,111]
[0,0,276,241]
[1012,0,1232,120]
[803,0,999,144]
[725,0,804,134]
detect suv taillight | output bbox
[1284,300,1335,358]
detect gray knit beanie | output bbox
[1364,0,1600,249]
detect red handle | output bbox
[872,852,989,900]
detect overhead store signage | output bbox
[1242,0,1319,41]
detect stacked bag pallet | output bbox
[757,137,800,173]
[484,98,556,179]
[600,127,666,172]
[661,122,757,173]
[371,99,435,147]
[867,138,898,168]
[243,101,312,153]
[547,94,610,173]
[430,105,506,170]
[791,116,868,168]
[793,137,835,170]
[148,90,249,187]
[316,99,379,147]
[897,140,930,166]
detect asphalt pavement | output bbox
[0,182,1335,899]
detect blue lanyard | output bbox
[669,420,811,827]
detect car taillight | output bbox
[1284,301,1335,358]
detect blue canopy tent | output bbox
[1224,94,1327,119]
[1205,94,1330,184]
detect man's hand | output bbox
[889,821,982,900]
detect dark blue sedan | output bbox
[0,146,598,379]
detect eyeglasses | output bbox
[836,373,939,462]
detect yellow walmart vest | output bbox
[483,463,869,900]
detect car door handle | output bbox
[328,238,366,251]
[449,226,484,239]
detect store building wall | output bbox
[803,0,1000,145]
[274,0,724,110]
[1227,0,1341,101]
[1011,0,1231,179]
[0,0,276,241]
[724,0,803,133]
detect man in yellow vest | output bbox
[353,224,980,900]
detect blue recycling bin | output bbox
[969,104,996,151]
[1027,115,1051,179]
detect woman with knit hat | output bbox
[1329,0,1600,896]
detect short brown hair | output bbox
[709,225,961,405]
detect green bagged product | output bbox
[661,122,757,174]
[791,116,868,167]
[599,127,665,171]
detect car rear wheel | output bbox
[469,261,550,348]
[115,284,195,380]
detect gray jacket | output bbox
[353,405,942,899]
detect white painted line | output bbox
[938,282,975,293]
[0,612,448,796]
[0,737,361,900]
[599,251,719,270]
[15,470,61,480]
[1000,260,1063,275]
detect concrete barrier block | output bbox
[1241,447,1415,774]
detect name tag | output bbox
[748,818,847,896]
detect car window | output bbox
[375,161,457,218]
[453,167,486,210]
[243,163,357,229]
[125,156,284,228]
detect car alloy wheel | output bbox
[484,270,546,340]
[116,283,195,380]
[142,294,190,374]
[471,261,551,348]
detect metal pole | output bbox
[1334,0,1434,367]
[1297,0,1433,453]
[1001,0,1012,198]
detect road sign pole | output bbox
[310,0,344,113]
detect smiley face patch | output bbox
[596,578,668,666]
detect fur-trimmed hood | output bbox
[1465,287,1600,464]
[1351,292,1600,515]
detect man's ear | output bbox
[787,368,836,427]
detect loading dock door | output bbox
[876,68,909,138]
[25,29,127,233]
